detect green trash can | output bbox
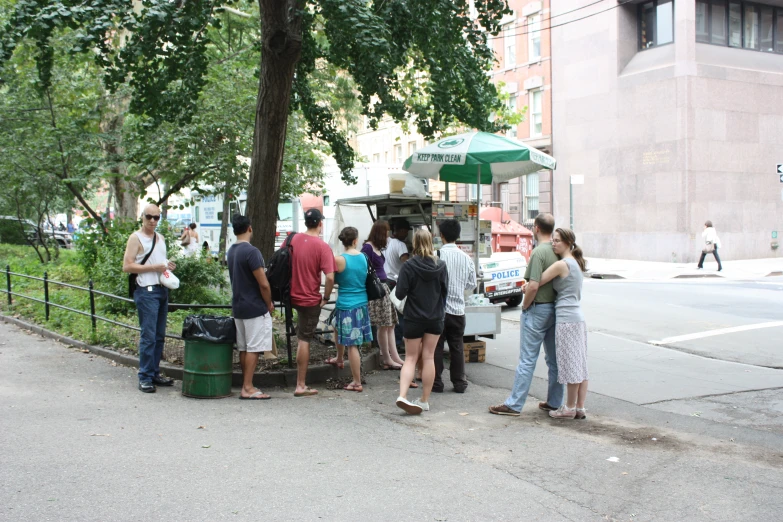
[181,315,236,399]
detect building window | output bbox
[522,173,540,221]
[528,15,541,61]
[394,144,402,163]
[697,0,783,53]
[468,184,478,201]
[638,0,674,50]
[372,153,380,164]
[530,90,543,138]
[504,23,516,67]
[384,151,389,163]
[500,182,510,213]
[506,96,518,138]
[408,141,418,156]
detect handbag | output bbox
[181,232,191,247]
[129,232,157,298]
[363,253,387,301]
[389,289,406,313]
[702,241,715,254]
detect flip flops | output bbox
[294,387,319,397]
[382,364,402,371]
[239,391,271,400]
[343,383,363,392]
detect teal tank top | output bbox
[335,253,369,310]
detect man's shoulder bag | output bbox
[129,232,157,298]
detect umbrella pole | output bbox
[475,164,481,294]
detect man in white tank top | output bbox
[122,204,177,393]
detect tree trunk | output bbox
[247,0,304,261]
[111,175,138,219]
[100,95,138,220]
[218,185,231,256]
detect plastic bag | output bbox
[159,270,180,290]
[181,315,237,344]
[401,175,427,198]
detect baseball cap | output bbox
[304,208,324,225]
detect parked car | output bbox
[0,216,73,248]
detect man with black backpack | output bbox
[288,208,335,397]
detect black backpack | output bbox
[266,232,297,302]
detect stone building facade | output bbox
[551,0,783,261]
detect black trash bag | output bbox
[182,315,237,344]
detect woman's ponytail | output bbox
[572,243,587,273]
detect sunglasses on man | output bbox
[144,214,161,221]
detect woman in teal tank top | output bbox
[326,227,372,392]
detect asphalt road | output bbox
[491,278,783,431]
[3,319,783,522]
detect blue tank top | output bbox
[335,253,368,310]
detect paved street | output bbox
[3,275,783,522]
[495,277,783,431]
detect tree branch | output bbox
[44,88,108,235]
[217,6,253,18]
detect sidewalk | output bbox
[586,256,783,282]
[3,321,783,521]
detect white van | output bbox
[479,252,527,308]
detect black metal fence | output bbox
[1,265,336,370]
[2,265,235,361]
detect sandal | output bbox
[343,383,363,392]
[382,364,402,371]
[294,387,319,397]
[325,357,344,369]
[410,381,419,389]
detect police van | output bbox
[479,252,527,308]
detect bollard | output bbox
[89,279,96,330]
[44,272,50,321]
[5,265,10,306]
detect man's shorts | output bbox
[294,305,322,342]
[235,313,273,353]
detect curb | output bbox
[0,313,379,388]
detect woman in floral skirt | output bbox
[327,226,372,392]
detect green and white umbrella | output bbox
[402,131,556,184]
[402,131,556,283]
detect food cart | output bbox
[331,193,503,338]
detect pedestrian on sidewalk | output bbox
[227,214,274,401]
[697,220,722,271]
[489,213,563,416]
[290,208,336,397]
[537,228,589,420]
[122,204,176,393]
[327,227,372,392]
[361,220,403,370]
[395,229,449,415]
[433,219,476,394]
[180,223,200,257]
[384,218,411,351]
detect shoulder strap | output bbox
[139,232,157,266]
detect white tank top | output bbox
[134,231,168,287]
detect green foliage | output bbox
[167,254,228,306]
[0,218,29,245]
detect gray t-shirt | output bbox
[227,242,268,320]
[552,257,584,323]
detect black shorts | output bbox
[403,318,444,339]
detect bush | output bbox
[0,218,30,245]
[75,218,228,312]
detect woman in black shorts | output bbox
[394,229,449,415]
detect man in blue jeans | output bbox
[489,213,563,416]
[123,204,177,393]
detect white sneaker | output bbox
[396,396,423,415]
[413,398,430,411]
